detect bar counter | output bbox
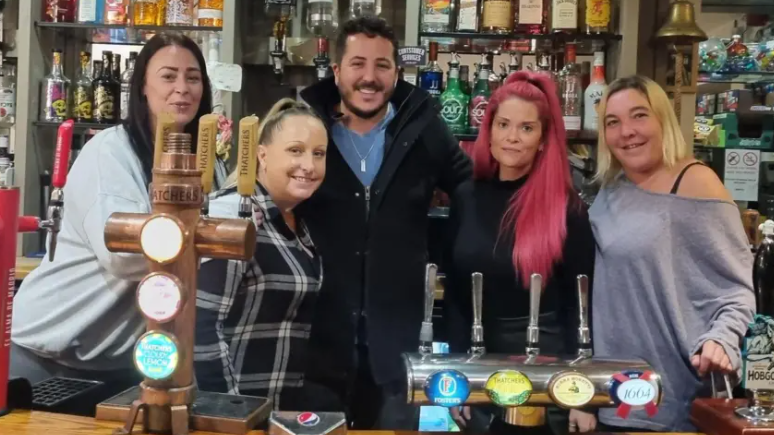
[0,410,700,435]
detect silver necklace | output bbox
[346,130,378,173]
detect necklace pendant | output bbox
[360,159,366,173]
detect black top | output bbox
[444,177,596,356]
[296,77,473,384]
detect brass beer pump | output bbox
[100,113,265,435]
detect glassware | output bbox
[307,0,339,37]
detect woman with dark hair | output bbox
[444,71,595,434]
[10,33,213,394]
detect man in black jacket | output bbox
[296,16,472,430]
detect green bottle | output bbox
[440,53,470,135]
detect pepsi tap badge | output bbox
[424,370,471,407]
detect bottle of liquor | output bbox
[94,52,117,124]
[134,0,161,26]
[583,51,606,133]
[507,52,521,77]
[41,49,70,122]
[74,51,94,123]
[456,0,480,32]
[266,0,296,20]
[78,0,103,23]
[198,0,224,27]
[459,65,471,96]
[469,54,492,134]
[515,0,547,34]
[166,0,194,26]
[419,42,444,99]
[121,52,137,120]
[440,54,470,134]
[349,0,381,18]
[585,0,611,34]
[0,64,16,124]
[307,0,338,36]
[42,0,77,22]
[754,220,774,316]
[482,0,513,34]
[421,0,454,33]
[558,43,581,138]
[104,0,130,24]
[550,0,578,33]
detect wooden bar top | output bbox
[0,410,702,435]
[15,257,41,280]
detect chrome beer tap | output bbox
[576,274,592,359]
[419,263,438,355]
[526,273,542,360]
[470,272,485,356]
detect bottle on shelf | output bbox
[488,54,502,92]
[559,43,582,138]
[456,0,480,33]
[481,0,513,34]
[42,0,77,23]
[112,53,122,117]
[0,135,12,187]
[121,52,137,120]
[507,52,521,77]
[459,65,471,95]
[78,0,105,23]
[754,220,774,316]
[349,0,381,18]
[198,0,224,27]
[469,53,492,134]
[41,49,70,123]
[307,0,339,37]
[104,0,130,24]
[0,64,15,124]
[585,0,611,34]
[583,51,605,133]
[74,51,94,123]
[94,51,118,124]
[550,0,578,33]
[440,53,470,135]
[419,42,443,98]
[421,0,454,33]
[515,0,548,35]
[166,0,194,26]
[134,0,162,26]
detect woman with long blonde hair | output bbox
[569,75,755,432]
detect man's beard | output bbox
[339,83,395,120]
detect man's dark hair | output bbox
[335,16,399,66]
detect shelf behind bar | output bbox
[455,131,599,144]
[419,31,622,42]
[698,71,774,85]
[35,22,222,32]
[34,120,112,131]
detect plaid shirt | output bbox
[194,183,322,409]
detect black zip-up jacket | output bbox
[297,77,472,385]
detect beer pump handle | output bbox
[526,273,542,356]
[196,114,219,215]
[153,112,177,170]
[576,274,592,357]
[44,119,74,261]
[470,272,485,355]
[419,263,438,354]
[237,116,260,218]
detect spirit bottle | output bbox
[198,0,224,27]
[350,0,381,18]
[77,0,102,23]
[42,0,76,22]
[585,0,611,34]
[459,65,471,96]
[419,42,444,98]
[558,43,581,138]
[74,51,94,122]
[482,0,513,34]
[421,0,454,33]
[515,0,547,34]
[166,0,194,26]
[41,49,70,122]
[121,52,137,120]
[440,54,470,134]
[0,65,16,124]
[133,0,161,26]
[93,52,118,124]
[583,51,606,132]
[456,0,480,32]
[104,0,130,24]
[307,0,338,36]
[550,0,578,33]
[469,54,492,134]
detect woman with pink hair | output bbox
[443,71,596,434]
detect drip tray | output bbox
[96,386,272,435]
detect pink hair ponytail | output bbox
[471,71,573,288]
